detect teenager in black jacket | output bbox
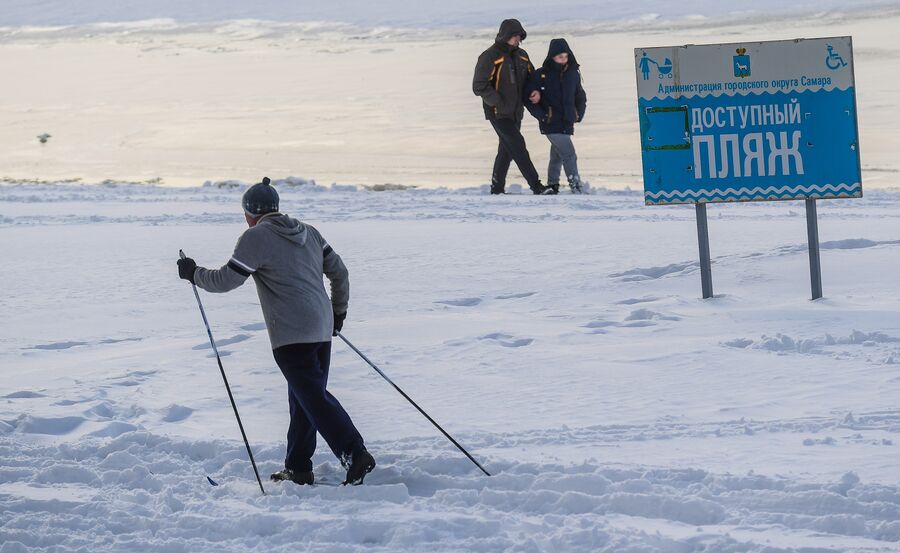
[525,38,588,194]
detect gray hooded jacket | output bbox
[193,213,349,349]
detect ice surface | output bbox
[2,6,899,188]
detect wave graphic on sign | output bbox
[644,183,862,204]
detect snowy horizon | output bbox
[3,0,900,28]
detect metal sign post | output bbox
[805,199,823,299]
[635,37,862,299]
[695,203,714,298]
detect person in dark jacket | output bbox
[473,19,546,195]
[525,38,587,194]
[176,177,376,486]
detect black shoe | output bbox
[568,175,584,194]
[531,184,546,195]
[342,449,376,486]
[490,186,506,195]
[490,178,505,195]
[542,184,559,195]
[270,468,314,485]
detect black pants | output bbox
[273,341,364,472]
[490,118,541,192]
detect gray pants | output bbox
[546,133,581,189]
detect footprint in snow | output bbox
[723,338,754,349]
[435,298,482,307]
[27,339,141,352]
[582,310,679,332]
[29,341,88,351]
[192,333,251,350]
[99,337,143,345]
[127,370,157,378]
[479,333,534,348]
[494,292,537,300]
[87,421,139,438]
[624,309,680,322]
[162,404,194,423]
[616,296,660,305]
[83,401,144,422]
[610,261,698,282]
[240,322,266,331]
[3,391,46,399]
[54,398,94,406]
[107,370,158,387]
[582,320,618,334]
[84,402,115,419]
[621,320,657,328]
[13,414,85,435]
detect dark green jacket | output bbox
[472,19,535,121]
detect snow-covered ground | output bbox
[3,0,900,549]
[2,180,900,551]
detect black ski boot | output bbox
[542,184,560,195]
[490,178,506,195]
[530,182,547,195]
[270,468,314,486]
[342,449,376,485]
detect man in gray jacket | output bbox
[177,177,375,486]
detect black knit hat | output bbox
[242,176,279,215]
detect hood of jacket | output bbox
[495,19,527,45]
[543,38,579,70]
[257,213,308,246]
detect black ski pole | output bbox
[180,250,266,495]
[336,332,491,477]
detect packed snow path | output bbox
[2,181,900,551]
[3,426,900,552]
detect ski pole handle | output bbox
[179,249,187,260]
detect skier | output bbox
[525,38,588,194]
[177,177,376,486]
[472,19,547,195]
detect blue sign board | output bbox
[635,37,861,205]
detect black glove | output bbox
[177,257,197,284]
[333,311,346,336]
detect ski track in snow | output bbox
[2,428,900,552]
[3,181,900,551]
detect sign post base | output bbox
[696,202,714,299]
[806,198,823,300]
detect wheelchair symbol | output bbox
[825,44,847,70]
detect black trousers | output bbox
[490,118,541,191]
[273,341,364,472]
